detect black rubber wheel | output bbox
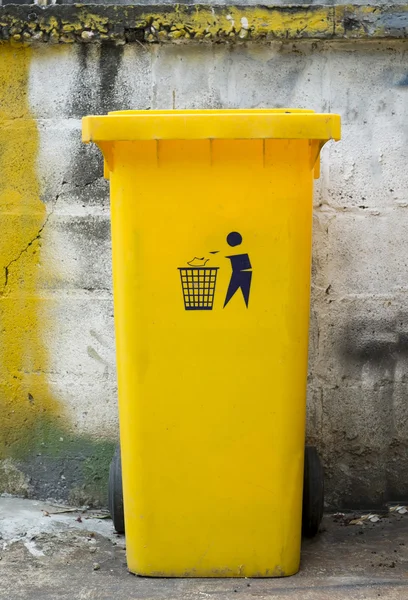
[302,446,324,538]
[108,444,125,534]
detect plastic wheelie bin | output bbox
[82,109,341,578]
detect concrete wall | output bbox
[1,13,408,507]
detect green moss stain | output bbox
[21,423,116,506]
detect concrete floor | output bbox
[0,498,407,600]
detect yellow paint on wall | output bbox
[227,6,333,38]
[0,44,61,457]
[142,6,334,40]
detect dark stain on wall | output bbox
[69,44,123,117]
[340,315,408,377]
[69,142,105,188]
[98,44,124,114]
[335,314,408,508]
[70,45,96,117]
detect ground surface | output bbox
[0,498,407,599]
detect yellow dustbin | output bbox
[82,109,341,578]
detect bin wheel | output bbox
[108,444,125,534]
[302,446,324,538]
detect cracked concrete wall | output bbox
[1,40,408,508]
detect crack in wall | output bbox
[2,191,61,294]
[67,177,102,189]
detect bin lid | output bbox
[82,109,340,143]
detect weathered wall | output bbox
[1,8,408,508]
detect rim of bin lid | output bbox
[82,109,341,143]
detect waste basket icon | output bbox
[178,267,218,310]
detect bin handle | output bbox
[98,142,114,180]
[310,140,325,180]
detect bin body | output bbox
[82,110,340,578]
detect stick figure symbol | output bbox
[223,232,252,308]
